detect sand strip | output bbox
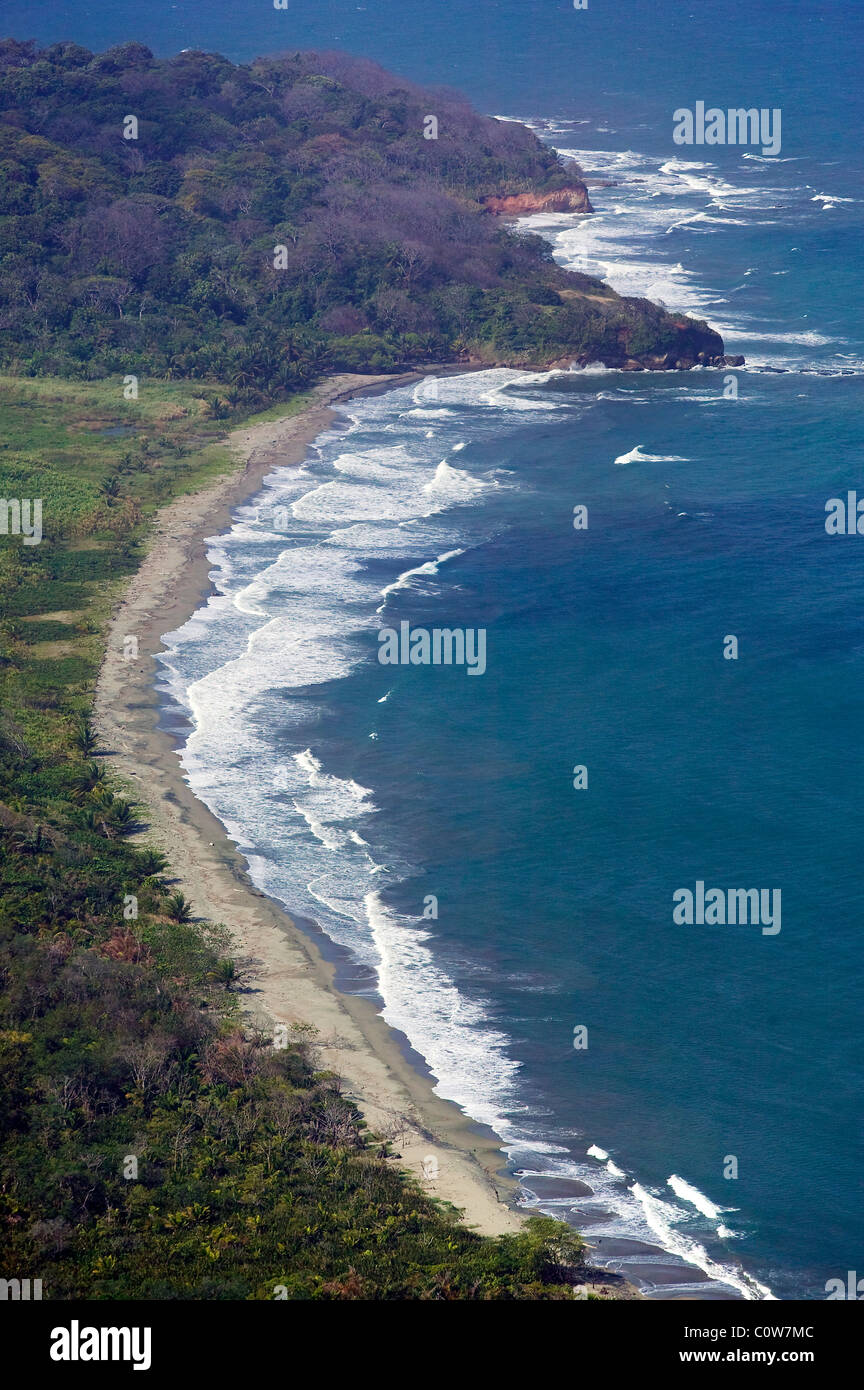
[93,371,525,1237]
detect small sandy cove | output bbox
[93,372,524,1238]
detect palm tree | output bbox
[214,958,236,989]
[99,475,122,504]
[106,800,137,836]
[135,847,168,879]
[69,761,107,803]
[167,892,194,924]
[82,808,110,837]
[72,718,98,756]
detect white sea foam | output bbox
[630,1184,775,1300]
[811,192,854,207]
[667,1173,726,1221]
[376,547,465,614]
[423,459,488,499]
[365,891,521,1133]
[614,444,690,465]
[518,1151,772,1299]
[713,325,836,347]
[292,810,346,852]
[293,748,375,814]
[481,374,564,409]
[233,546,374,617]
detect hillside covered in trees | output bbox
[0,38,729,396]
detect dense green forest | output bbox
[0,38,727,392]
[0,376,608,1299]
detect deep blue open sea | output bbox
[27,1,863,1297]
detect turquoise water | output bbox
[31,0,863,1298]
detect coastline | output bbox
[93,370,529,1240]
[86,360,747,1299]
[7,22,849,1311]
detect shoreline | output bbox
[89,363,749,1298]
[93,370,529,1240]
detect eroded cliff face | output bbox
[482,185,594,216]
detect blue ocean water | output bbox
[29,0,863,1298]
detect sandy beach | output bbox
[93,371,529,1239]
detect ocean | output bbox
[29,0,863,1299]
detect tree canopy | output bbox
[0,40,722,392]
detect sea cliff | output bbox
[483,185,595,215]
